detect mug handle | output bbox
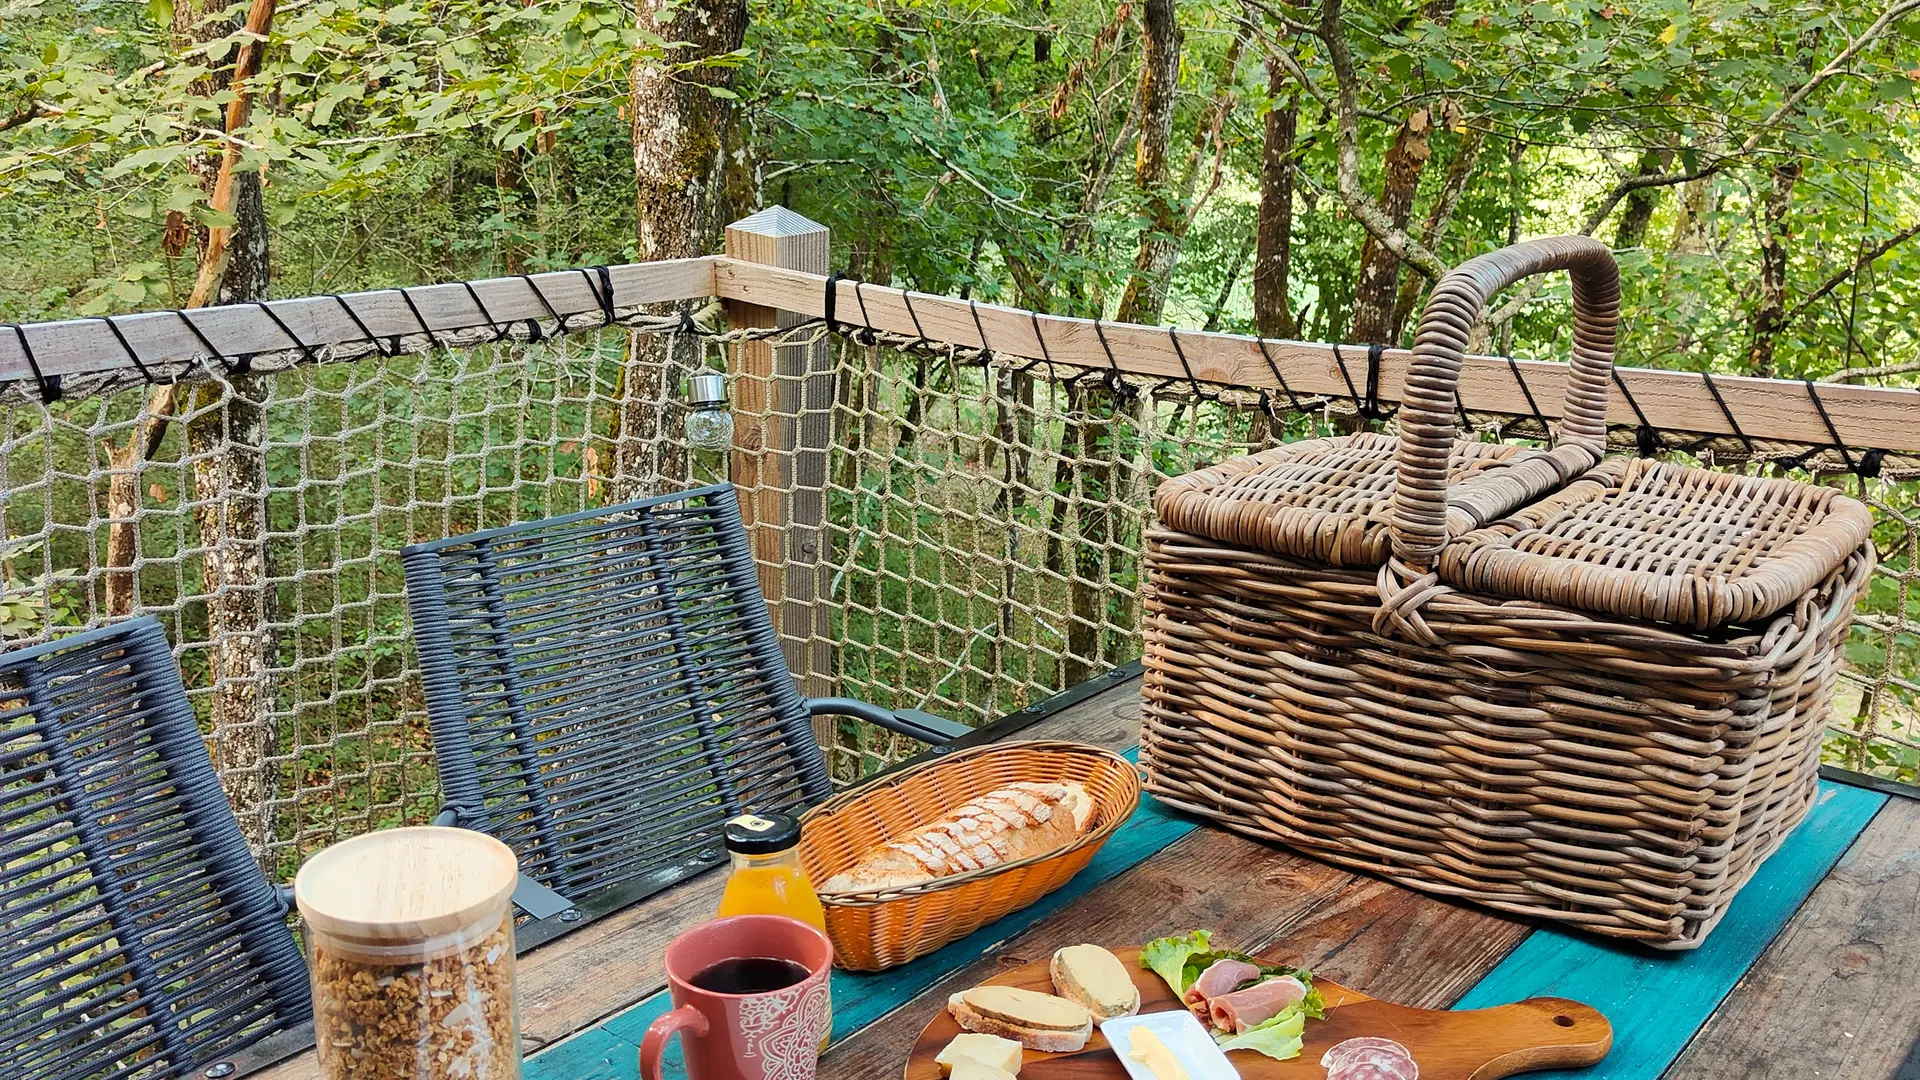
[641,1005,709,1080]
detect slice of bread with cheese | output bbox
[1048,944,1140,1021]
[947,985,1093,1052]
[935,1033,1023,1076]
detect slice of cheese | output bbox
[1050,944,1139,1020]
[955,986,1092,1032]
[948,1061,1017,1080]
[1125,1027,1190,1080]
[935,1033,1023,1077]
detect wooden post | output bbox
[724,207,834,702]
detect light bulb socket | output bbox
[687,373,728,408]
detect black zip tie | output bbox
[677,309,698,335]
[968,298,991,356]
[823,272,849,336]
[6,324,59,403]
[1611,370,1666,457]
[1503,355,1550,442]
[1027,309,1058,380]
[1804,378,1860,475]
[1859,448,1886,479]
[252,304,318,366]
[1364,342,1385,423]
[901,290,930,348]
[1167,327,1206,402]
[93,316,157,385]
[851,281,879,346]
[1255,337,1306,414]
[328,295,393,357]
[519,274,564,329]
[172,308,249,377]
[396,288,443,351]
[583,266,617,325]
[1698,372,1754,456]
[458,282,510,343]
[1092,319,1133,399]
[1332,343,1367,422]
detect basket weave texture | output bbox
[1140,237,1876,949]
[798,741,1140,970]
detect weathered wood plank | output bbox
[1453,781,1889,1080]
[1662,795,1920,1080]
[817,827,1528,1080]
[713,258,1920,453]
[254,676,1146,1080]
[0,257,718,385]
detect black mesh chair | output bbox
[2,617,312,1080]
[401,483,966,926]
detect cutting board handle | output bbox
[1456,996,1612,1079]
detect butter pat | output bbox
[948,1061,1018,1080]
[1126,1026,1190,1080]
[936,1033,1023,1076]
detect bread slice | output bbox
[1048,944,1139,1021]
[820,782,1097,894]
[935,1033,1023,1076]
[947,986,1093,1053]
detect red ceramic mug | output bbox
[641,915,834,1080]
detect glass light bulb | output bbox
[685,406,734,452]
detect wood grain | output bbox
[253,675,1146,1080]
[713,258,1920,453]
[1661,796,1920,1080]
[0,257,718,384]
[819,826,1530,1080]
[903,947,1610,1080]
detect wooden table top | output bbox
[255,670,1920,1080]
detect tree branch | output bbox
[1783,221,1920,331]
[1315,0,1447,281]
[1739,0,1920,157]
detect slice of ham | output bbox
[1321,1037,1418,1080]
[1208,975,1306,1033]
[1182,958,1261,1015]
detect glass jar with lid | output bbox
[294,826,522,1080]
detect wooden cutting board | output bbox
[904,947,1610,1080]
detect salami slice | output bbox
[1320,1036,1417,1080]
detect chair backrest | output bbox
[2,618,311,1080]
[401,484,833,901]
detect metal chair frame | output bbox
[1,618,311,1080]
[401,483,965,937]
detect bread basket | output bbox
[798,740,1140,970]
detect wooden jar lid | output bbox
[295,826,518,948]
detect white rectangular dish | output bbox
[1098,1010,1240,1080]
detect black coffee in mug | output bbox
[690,956,811,995]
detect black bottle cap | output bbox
[723,812,802,855]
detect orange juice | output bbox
[715,812,826,931]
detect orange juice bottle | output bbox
[716,812,827,932]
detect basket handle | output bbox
[1389,236,1620,570]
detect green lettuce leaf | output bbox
[1138,929,1213,997]
[1215,1003,1307,1060]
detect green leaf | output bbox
[148,0,173,26]
[1138,930,1212,997]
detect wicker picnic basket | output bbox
[798,740,1140,970]
[1140,236,1876,949]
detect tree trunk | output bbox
[187,168,278,859]
[1347,107,1433,343]
[1387,126,1485,343]
[1112,0,1181,324]
[1614,147,1673,250]
[1253,62,1297,339]
[1748,160,1800,377]
[614,0,746,499]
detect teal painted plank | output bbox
[1453,780,1887,1080]
[523,1026,644,1080]
[534,749,1199,1080]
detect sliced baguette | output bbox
[820,782,1096,894]
[947,986,1092,1053]
[1048,944,1139,1021]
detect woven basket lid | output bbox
[294,825,518,947]
[1154,432,1598,568]
[1437,456,1875,629]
